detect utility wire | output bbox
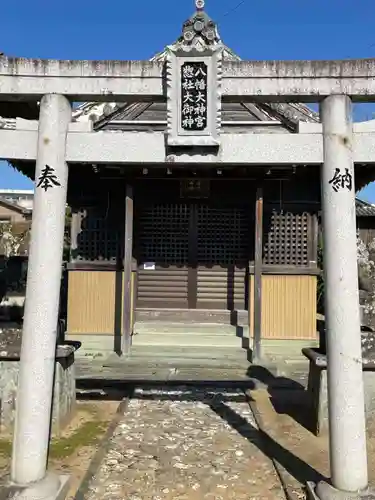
[223,0,246,17]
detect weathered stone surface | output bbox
[85,386,285,500]
[1,55,375,101]
[312,480,375,500]
[0,355,76,433]
[0,324,77,433]
[304,350,375,435]
[0,325,75,358]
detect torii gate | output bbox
[1,21,375,500]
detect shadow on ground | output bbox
[82,382,327,488]
[76,360,314,431]
[210,392,327,486]
[246,365,316,433]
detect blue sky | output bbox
[1,0,375,199]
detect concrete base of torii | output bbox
[307,481,375,500]
[2,473,69,500]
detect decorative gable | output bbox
[166,0,222,147]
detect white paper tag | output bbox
[144,262,156,270]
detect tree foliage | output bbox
[0,222,29,258]
[318,233,375,330]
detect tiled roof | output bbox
[0,197,31,215]
[356,198,375,217]
[73,4,319,128]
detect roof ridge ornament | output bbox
[195,0,205,11]
[150,0,240,62]
[169,0,220,52]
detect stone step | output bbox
[100,358,253,372]
[76,355,310,384]
[133,321,249,336]
[79,355,283,380]
[129,344,250,361]
[67,332,317,365]
[131,332,247,348]
[135,308,248,325]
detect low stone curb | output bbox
[247,390,303,500]
[73,396,130,500]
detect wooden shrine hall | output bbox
[65,4,324,362]
[3,0,375,495]
[2,1,375,367]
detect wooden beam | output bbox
[253,187,264,362]
[122,184,134,355]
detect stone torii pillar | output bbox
[318,94,368,497]
[11,94,72,497]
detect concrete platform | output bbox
[0,474,69,500]
[67,330,317,364]
[132,333,245,348]
[75,354,310,389]
[307,480,375,500]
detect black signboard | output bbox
[180,62,208,131]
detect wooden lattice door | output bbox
[136,200,251,311]
[196,204,250,310]
[136,202,190,308]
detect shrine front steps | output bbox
[66,318,317,370]
[134,308,249,326]
[65,333,316,368]
[132,322,249,348]
[132,321,316,358]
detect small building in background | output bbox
[0,189,34,211]
[0,191,33,319]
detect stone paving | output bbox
[85,386,285,500]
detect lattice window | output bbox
[76,208,122,263]
[197,206,250,265]
[137,203,189,266]
[263,211,310,266]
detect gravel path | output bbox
[85,386,285,500]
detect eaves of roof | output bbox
[0,197,32,216]
[356,198,375,217]
[73,46,320,129]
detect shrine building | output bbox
[3,0,375,493]
[6,1,375,363]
